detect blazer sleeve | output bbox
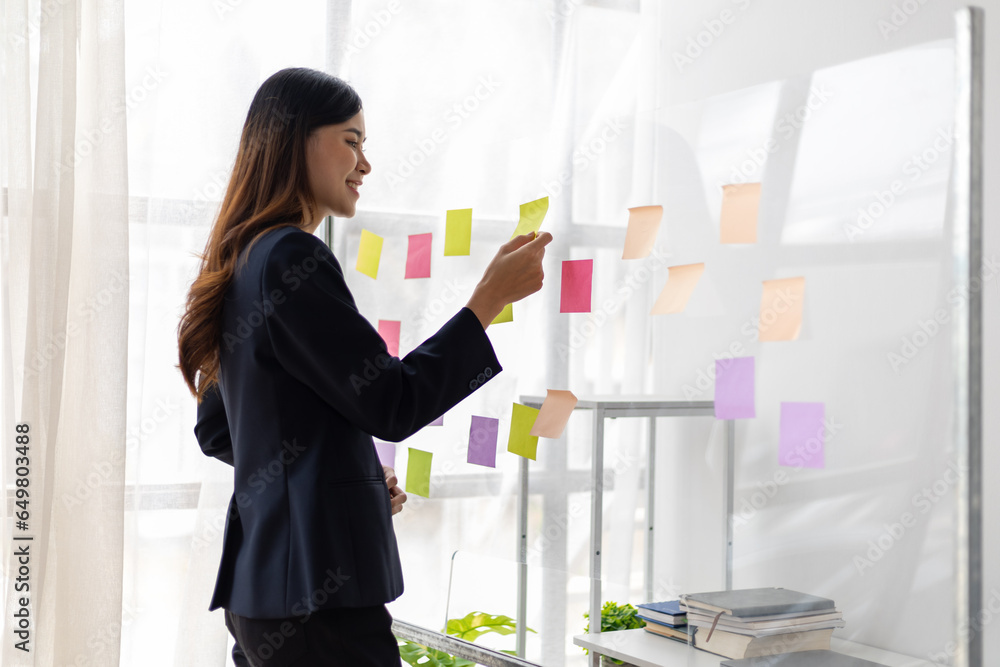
[261,232,502,442]
[194,382,235,466]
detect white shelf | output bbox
[573,629,938,667]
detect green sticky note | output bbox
[492,303,513,324]
[356,229,384,279]
[406,447,432,498]
[510,196,549,239]
[444,208,473,256]
[508,403,540,460]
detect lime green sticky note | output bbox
[491,303,513,325]
[444,208,473,256]
[357,229,384,279]
[508,403,540,460]
[406,447,432,498]
[510,196,549,239]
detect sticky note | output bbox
[374,441,395,467]
[405,233,432,279]
[560,259,593,313]
[356,229,383,279]
[622,205,663,259]
[759,277,805,341]
[511,196,549,239]
[508,403,540,460]
[530,390,578,438]
[651,263,705,314]
[429,415,444,426]
[445,208,473,256]
[779,402,825,469]
[377,320,401,357]
[714,357,755,419]
[720,183,761,244]
[468,416,500,467]
[406,448,433,497]
[492,303,513,324]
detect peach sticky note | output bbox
[622,205,663,259]
[759,277,805,341]
[560,259,593,313]
[377,320,401,357]
[651,263,705,315]
[356,229,384,279]
[529,390,578,438]
[508,403,540,460]
[492,303,513,325]
[406,448,433,497]
[405,233,432,279]
[445,208,472,256]
[511,196,549,239]
[720,183,761,244]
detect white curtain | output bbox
[1,0,129,665]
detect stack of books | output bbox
[635,600,695,644]
[679,588,846,660]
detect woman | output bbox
[177,67,551,666]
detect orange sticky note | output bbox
[651,263,705,315]
[622,205,663,259]
[507,403,540,460]
[529,390,578,438]
[759,277,805,341]
[720,183,761,244]
[356,229,384,278]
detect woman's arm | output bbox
[193,382,235,466]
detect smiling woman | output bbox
[304,113,371,228]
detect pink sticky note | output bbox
[468,416,500,467]
[779,402,825,469]
[374,441,396,467]
[715,357,755,419]
[405,233,432,279]
[560,259,593,313]
[429,415,444,426]
[530,390,578,438]
[378,320,401,357]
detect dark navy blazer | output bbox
[193,225,501,619]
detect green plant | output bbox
[582,601,646,664]
[397,611,535,666]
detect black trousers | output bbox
[224,605,401,666]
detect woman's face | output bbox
[305,110,370,221]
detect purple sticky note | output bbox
[405,233,432,279]
[429,415,444,426]
[715,357,756,419]
[374,441,396,467]
[468,416,500,467]
[779,402,825,469]
[560,259,593,313]
[378,320,401,357]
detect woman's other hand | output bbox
[466,231,553,329]
[383,465,407,515]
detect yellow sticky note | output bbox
[530,389,578,438]
[406,447,433,498]
[491,303,513,325]
[445,208,473,256]
[510,197,549,239]
[356,229,384,279]
[720,183,761,244]
[508,403,540,460]
[622,205,663,259]
[759,277,805,341]
[651,263,705,315]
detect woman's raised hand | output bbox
[465,231,554,329]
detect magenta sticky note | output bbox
[378,320,401,357]
[779,402,825,469]
[715,357,756,419]
[405,233,432,279]
[429,415,444,426]
[468,416,500,467]
[560,259,593,313]
[374,441,396,467]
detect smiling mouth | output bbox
[347,181,362,193]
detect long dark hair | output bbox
[177,67,362,400]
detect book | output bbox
[636,600,686,626]
[643,620,695,643]
[687,609,843,629]
[720,649,888,666]
[688,616,845,637]
[681,588,836,618]
[694,626,834,659]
